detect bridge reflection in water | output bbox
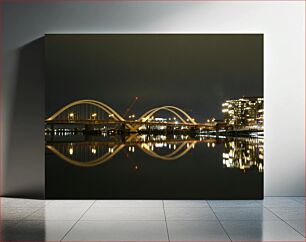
[45,133,263,199]
[46,133,263,172]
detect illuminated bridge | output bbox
[45,99,217,132]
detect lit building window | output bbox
[222,97,264,129]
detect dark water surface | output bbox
[45,134,263,199]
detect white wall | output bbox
[2,1,305,197]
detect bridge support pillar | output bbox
[119,123,127,135]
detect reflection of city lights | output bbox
[229,150,233,157]
[69,147,73,155]
[48,131,264,173]
[222,139,264,171]
[155,143,163,148]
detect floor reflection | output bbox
[1,198,305,241]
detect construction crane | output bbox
[123,96,139,119]
[114,96,139,133]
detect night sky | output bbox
[45,34,263,121]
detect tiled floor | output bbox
[0,197,304,241]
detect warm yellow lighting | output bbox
[69,147,73,155]
[91,147,96,154]
[91,113,97,117]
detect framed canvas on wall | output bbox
[45,34,263,199]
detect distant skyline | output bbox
[46,34,263,121]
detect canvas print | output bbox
[45,34,263,199]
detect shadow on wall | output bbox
[1,217,46,240]
[4,38,45,199]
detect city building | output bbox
[222,97,264,129]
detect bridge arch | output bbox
[46,99,125,122]
[138,106,197,124]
